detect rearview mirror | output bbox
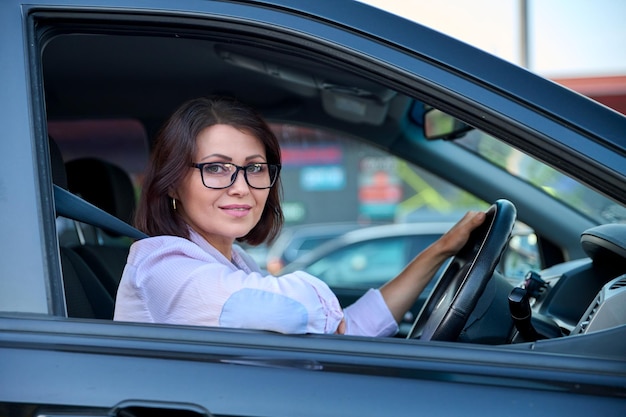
[423,108,473,140]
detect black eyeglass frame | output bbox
[190,162,281,190]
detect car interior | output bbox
[36,13,626,359]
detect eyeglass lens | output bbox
[200,162,277,189]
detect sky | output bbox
[357,0,626,78]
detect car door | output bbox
[1,1,625,416]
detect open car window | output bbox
[30,8,620,336]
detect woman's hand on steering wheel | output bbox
[408,200,517,342]
[436,210,488,257]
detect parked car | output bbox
[265,222,368,274]
[2,0,626,416]
[282,222,453,288]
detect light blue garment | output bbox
[220,288,309,333]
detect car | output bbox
[240,222,367,273]
[282,222,454,288]
[265,222,367,274]
[2,0,626,415]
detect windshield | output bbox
[454,131,626,225]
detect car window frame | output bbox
[7,0,616,360]
[27,4,583,317]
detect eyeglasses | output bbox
[190,162,281,190]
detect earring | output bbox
[172,198,177,211]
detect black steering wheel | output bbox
[408,199,516,341]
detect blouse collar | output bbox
[187,227,254,273]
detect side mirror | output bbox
[499,225,541,283]
[423,108,473,140]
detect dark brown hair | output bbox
[135,96,283,245]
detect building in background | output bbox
[554,75,626,115]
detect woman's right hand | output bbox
[434,210,486,258]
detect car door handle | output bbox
[37,400,212,417]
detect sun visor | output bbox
[321,86,393,125]
[217,45,395,125]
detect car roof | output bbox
[332,222,455,243]
[280,222,368,237]
[266,222,367,261]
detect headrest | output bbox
[49,136,68,189]
[65,158,136,224]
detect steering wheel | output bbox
[407,199,516,341]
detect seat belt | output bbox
[54,185,148,240]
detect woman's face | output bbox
[174,124,271,256]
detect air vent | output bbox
[609,276,626,290]
[573,274,626,335]
[574,294,601,334]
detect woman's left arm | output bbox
[379,211,486,323]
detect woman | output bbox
[114,96,485,336]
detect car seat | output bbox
[64,157,137,299]
[49,137,115,319]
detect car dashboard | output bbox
[507,223,626,356]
